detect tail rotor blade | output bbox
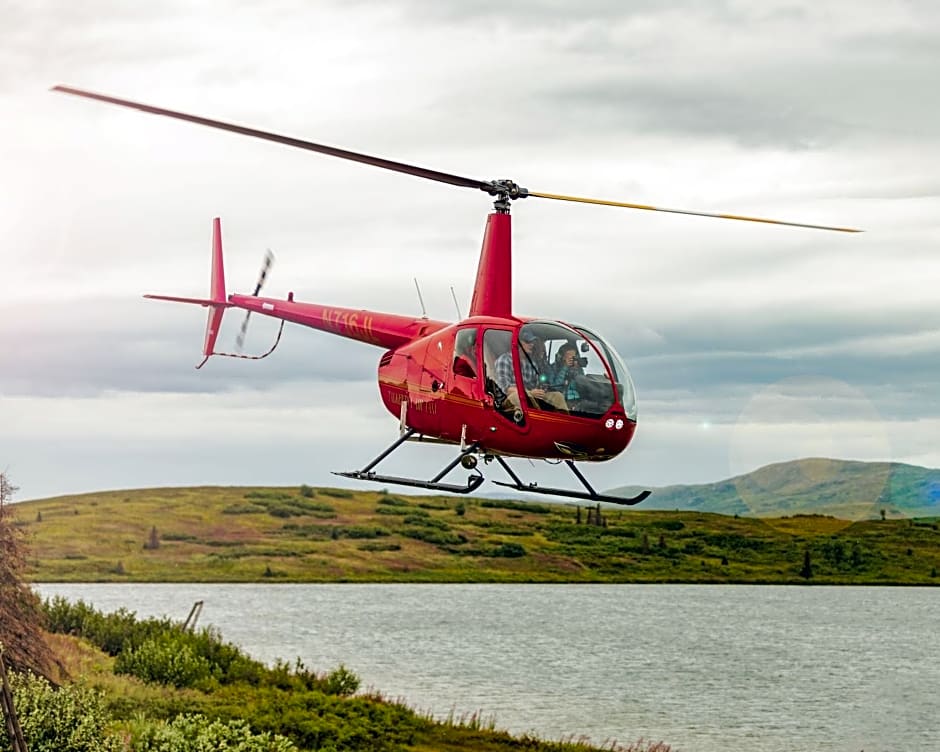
[236,249,275,352]
[235,311,252,351]
[253,249,274,296]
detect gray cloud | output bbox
[3,0,938,501]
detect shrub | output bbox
[259,497,336,518]
[319,488,354,499]
[245,490,295,501]
[161,532,197,541]
[223,503,265,514]
[358,542,402,552]
[44,599,264,686]
[322,664,361,696]
[299,484,316,498]
[402,527,466,545]
[43,598,171,656]
[479,499,552,514]
[128,713,296,752]
[651,519,685,531]
[377,495,410,507]
[2,672,120,752]
[336,525,391,539]
[403,513,450,529]
[488,542,526,558]
[376,507,412,516]
[115,633,215,688]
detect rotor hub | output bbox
[483,179,529,213]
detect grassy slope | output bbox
[42,632,643,752]
[13,485,940,584]
[608,458,940,518]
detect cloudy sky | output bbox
[2,0,938,505]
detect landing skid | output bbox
[334,428,484,494]
[491,457,651,506]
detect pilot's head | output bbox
[519,329,541,352]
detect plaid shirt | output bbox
[495,349,543,392]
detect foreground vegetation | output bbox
[2,598,669,752]
[2,478,668,752]
[13,486,940,584]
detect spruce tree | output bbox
[800,548,813,580]
[0,473,60,679]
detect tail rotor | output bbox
[236,249,275,350]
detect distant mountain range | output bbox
[608,458,940,519]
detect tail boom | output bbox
[229,294,449,351]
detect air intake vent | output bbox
[379,351,394,368]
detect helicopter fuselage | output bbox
[231,291,637,461]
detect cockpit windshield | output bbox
[573,326,638,420]
[511,321,635,420]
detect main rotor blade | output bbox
[528,191,862,233]
[52,85,489,191]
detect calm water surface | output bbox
[37,584,937,752]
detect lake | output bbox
[36,583,937,752]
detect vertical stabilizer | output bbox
[210,217,226,303]
[468,212,512,317]
[203,218,227,358]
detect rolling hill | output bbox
[608,457,940,518]
[8,478,940,584]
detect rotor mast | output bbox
[467,180,529,318]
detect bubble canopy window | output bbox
[516,321,637,420]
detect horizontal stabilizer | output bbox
[144,294,232,307]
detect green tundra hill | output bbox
[11,480,940,584]
[608,457,940,518]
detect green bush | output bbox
[402,514,448,529]
[358,542,402,552]
[479,499,552,514]
[44,599,264,686]
[299,484,316,498]
[128,713,296,752]
[489,542,526,558]
[224,503,265,514]
[2,672,120,752]
[43,597,171,656]
[335,525,391,539]
[651,519,685,531]
[399,508,429,519]
[161,532,198,541]
[319,488,354,498]
[322,664,361,696]
[245,490,295,501]
[115,633,215,688]
[402,527,467,545]
[377,495,410,507]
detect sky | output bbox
[2,0,938,506]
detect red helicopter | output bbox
[53,85,859,506]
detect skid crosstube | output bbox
[335,427,484,495]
